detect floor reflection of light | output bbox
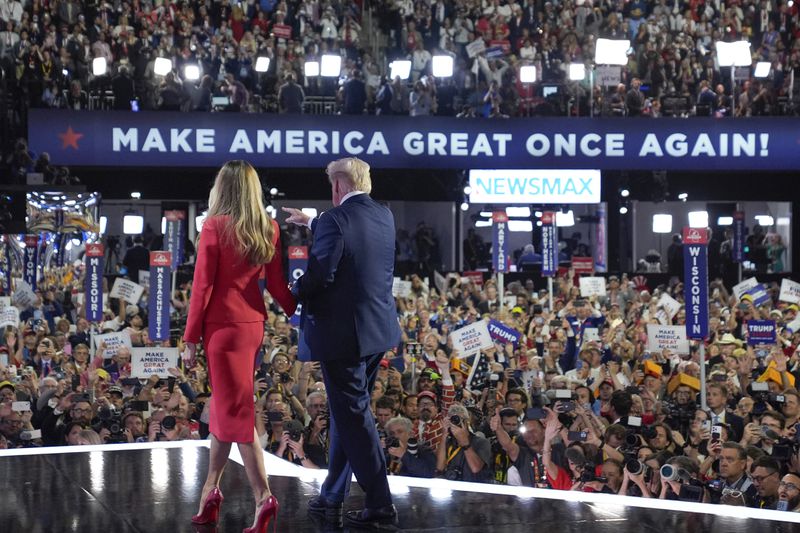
[429,487,453,500]
[181,445,199,494]
[88,451,105,493]
[151,448,170,493]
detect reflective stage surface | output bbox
[2,443,800,533]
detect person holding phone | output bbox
[182,161,296,532]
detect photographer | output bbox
[489,407,546,487]
[489,407,524,483]
[275,418,318,468]
[436,404,492,483]
[658,456,708,503]
[304,391,330,468]
[384,416,436,478]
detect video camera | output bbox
[97,405,126,443]
[750,382,785,416]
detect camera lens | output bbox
[660,464,676,481]
[161,416,177,430]
[625,432,639,447]
[625,459,644,475]
[450,415,462,426]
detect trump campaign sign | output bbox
[747,320,777,346]
[148,251,171,342]
[683,227,708,340]
[488,320,521,346]
[84,243,104,322]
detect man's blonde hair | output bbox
[326,157,372,194]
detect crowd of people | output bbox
[0,0,797,120]
[3,235,800,511]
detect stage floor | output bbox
[1,441,799,533]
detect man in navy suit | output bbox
[283,157,401,528]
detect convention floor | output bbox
[1,441,799,532]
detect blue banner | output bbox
[492,212,509,273]
[84,244,104,322]
[23,235,39,291]
[148,251,171,342]
[488,320,521,346]
[733,211,745,263]
[747,320,777,346]
[1,238,10,294]
[541,211,558,276]
[164,210,185,270]
[28,110,800,170]
[683,227,709,340]
[287,246,307,327]
[746,283,771,307]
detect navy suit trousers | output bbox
[319,351,392,509]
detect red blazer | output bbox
[183,215,296,344]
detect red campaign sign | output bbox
[572,256,594,274]
[682,227,708,245]
[165,210,186,221]
[24,235,39,248]
[288,246,308,260]
[273,24,291,39]
[150,251,172,267]
[492,211,508,223]
[541,212,555,225]
[85,244,104,257]
[463,271,484,286]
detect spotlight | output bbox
[154,57,173,76]
[431,55,454,77]
[463,186,473,195]
[389,60,411,80]
[754,62,771,78]
[520,65,537,83]
[717,216,733,226]
[508,220,533,232]
[304,60,320,77]
[595,39,631,65]
[255,56,271,73]
[123,213,144,234]
[92,57,107,76]
[652,214,673,234]
[320,54,341,77]
[619,206,628,214]
[569,63,586,81]
[196,214,207,232]
[269,187,279,196]
[620,189,630,197]
[677,192,688,201]
[715,40,752,67]
[688,211,709,228]
[130,192,141,199]
[460,202,469,211]
[184,64,200,81]
[505,207,531,217]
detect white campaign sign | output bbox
[647,324,690,355]
[450,321,494,358]
[392,278,412,298]
[733,277,759,301]
[0,297,11,311]
[0,306,20,329]
[579,276,607,297]
[110,278,145,304]
[139,270,151,290]
[786,315,800,334]
[779,279,800,304]
[12,280,37,310]
[583,327,600,343]
[658,293,682,320]
[131,347,179,378]
[92,330,132,358]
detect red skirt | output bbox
[203,321,263,443]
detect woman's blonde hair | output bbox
[206,160,275,265]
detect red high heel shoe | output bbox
[192,487,224,525]
[243,495,279,533]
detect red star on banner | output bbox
[58,126,84,150]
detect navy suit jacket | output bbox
[293,194,401,362]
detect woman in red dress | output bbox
[182,160,296,533]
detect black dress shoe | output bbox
[344,505,398,528]
[309,495,344,527]
[308,496,343,515]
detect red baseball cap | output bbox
[379,359,390,369]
